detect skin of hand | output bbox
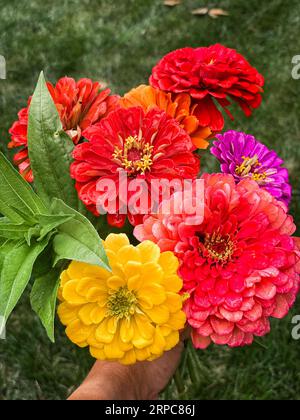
[68,341,184,401]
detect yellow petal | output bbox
[120,349,137,365]
[87,328,104,348]
[135,347,151,362]
[77,341,89,348]
[104,233,130,254]
[67,261,87,278]
[78,303,97,325]
[60,270,71,287]
[132,319,153,349]
[57,288,64,302]
[124,261,142,281]
[95,318,114,344]
[117,245,141,265]
[165,331,180,351]
[160,325,172,337]
[144,305,170,325]
[107,316,119,334]
[162,275,183,293]
[138,297,153,310]
[159,252,179,276]
[128,274,143,291]
[134,313,155,340]
[151,327,166,355]
[66,319,92,345]
[106,275,126,290]
[62,280,87,305]
[166,311,186,330]
[117,334,133,352]
[57,302,78,326]
[138,284,166,306]
[132,335,153,349]
[76,277,107,297]
[103,336,125,359]
[165,292,183,313]
[137,241,160,263]
[86,287,108,305]
[140,262,163,284]
[120,318,134,343]
[105,249,118,267]
[90,306,107,324]
[110,262,125,279]
[90,346,106,360]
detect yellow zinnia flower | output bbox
[57,234,186,365]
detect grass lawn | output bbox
[0,0,300,400]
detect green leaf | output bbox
[9,206,38,225]
[0,219,31,240]
[51,198,110,271]
[27,72,79,210]
[0,152,46,221]
[37,214,74,241]
[0,238,49,334]
[0,199,23,224]
[30,268,60,342]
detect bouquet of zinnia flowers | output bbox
[0,44,299,366]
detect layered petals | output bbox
[135,174,300,349]
[211,130,292,207]
[57,234,186,364]
[150,44,264,132]
[120,85,214,149]
[71,106,200,228]
[8,77,119,182]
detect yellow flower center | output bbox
[235,155,267,183]
[112,135,154,175]
[204,232,235,263]
[107,286,137,319]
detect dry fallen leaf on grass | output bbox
[191,8,209,16]
[208,8,229,18]
[192,7,209,16]
[164,0,181,6]
[191,7,229,18]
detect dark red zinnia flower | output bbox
[8,77,119,182]
[150,44,264,132]
[70,106,200,228]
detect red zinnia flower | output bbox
[135,174,300,349]
[70,106,200,228]
[8,77,119,182]
[150,44,264,132]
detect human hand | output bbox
[68,341,184,400]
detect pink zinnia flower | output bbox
[135,174,300,349]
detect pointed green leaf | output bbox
[24,226,42,246]
[51,198,110,271]
[0,199,24,224]
[0,238,49,333]
[0,222,31,241]
[10,206,38,225]
[27,72,79,209]
[30,268,60,342]
[0,152,46,220]
[37,214,74,241]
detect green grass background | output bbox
[0,0,300,400]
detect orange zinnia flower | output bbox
[120,85,214,150]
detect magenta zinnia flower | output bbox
[211,130,292,207]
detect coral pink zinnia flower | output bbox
[8,77,119,182]
[150,44,264,132]
[70,106,200,228]
[134,174,300,349]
